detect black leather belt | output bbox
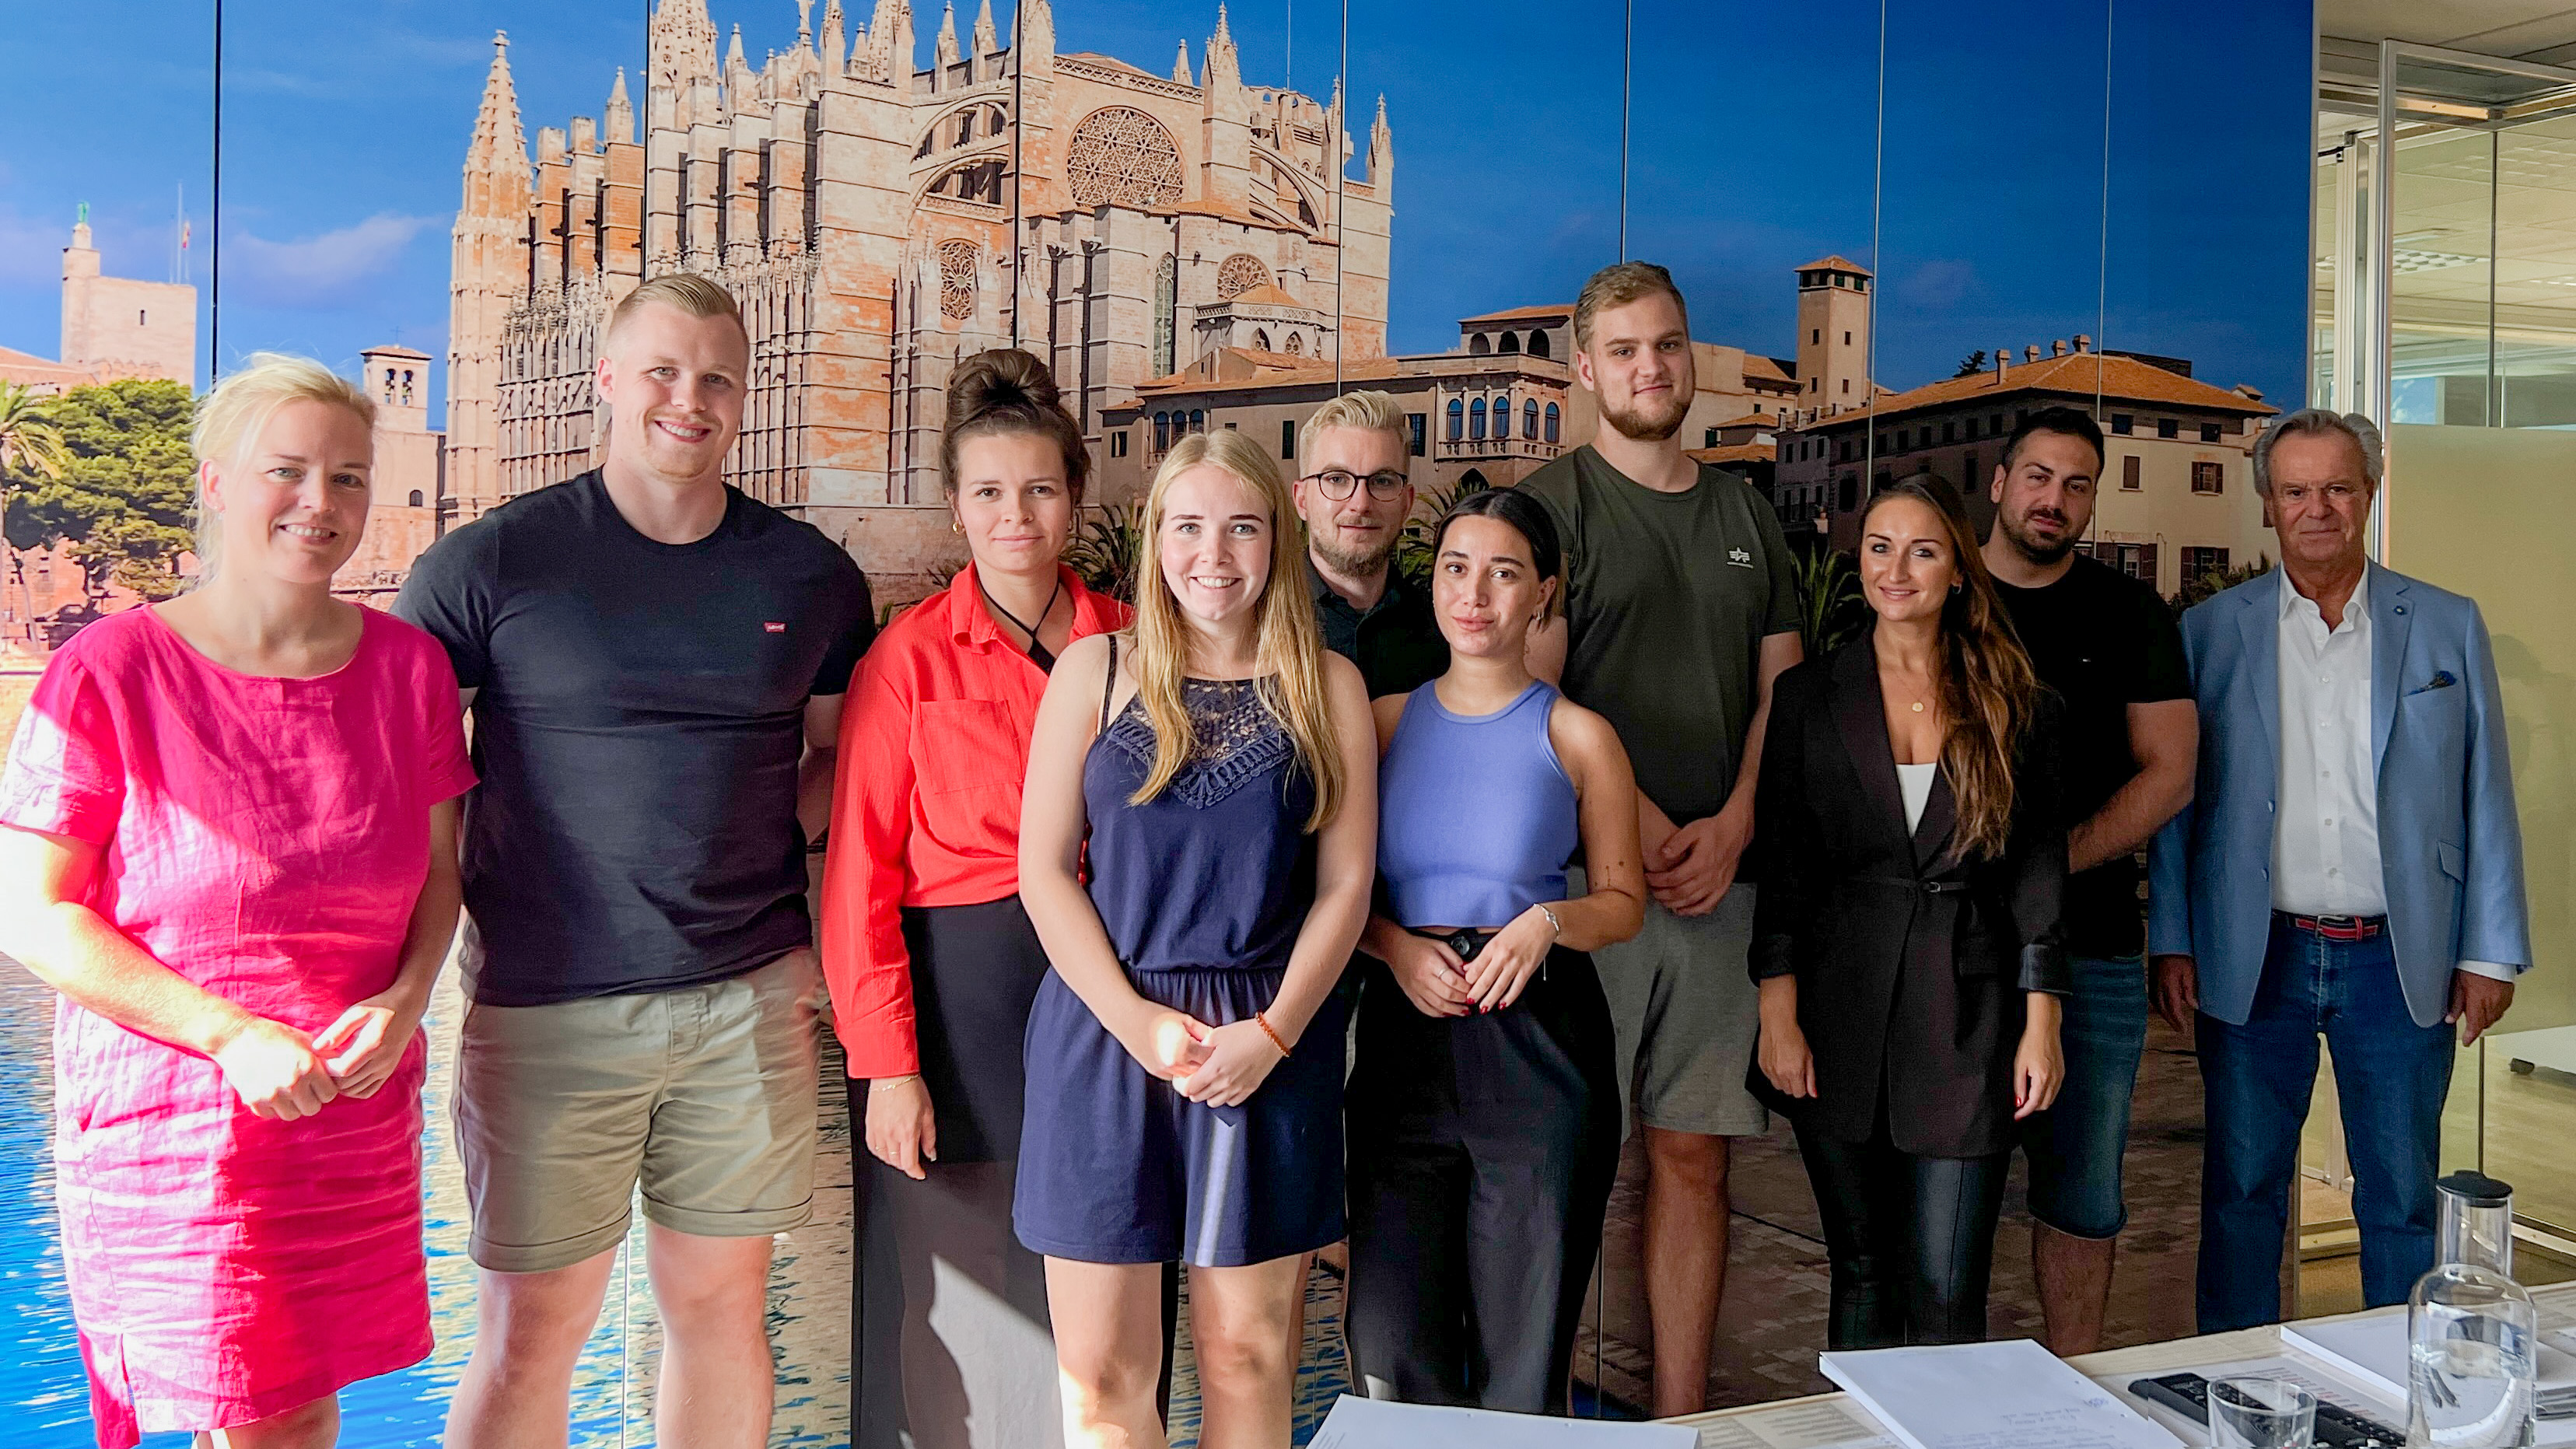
[1411,926,1498,962]
[1854,874,1969,896]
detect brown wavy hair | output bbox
[940,348,1090,505]
[1128,429,1343,833]
[1861,475,2042,861]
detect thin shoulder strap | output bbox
[1099,635,1119,732]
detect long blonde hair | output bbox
[1128,429,1344,832]
[190,352,376,583]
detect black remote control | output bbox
[2126,1372,2404,1449]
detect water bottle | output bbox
[2407,1171,2536,1448]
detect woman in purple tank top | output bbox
[1346,488,1648,1414]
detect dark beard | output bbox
[1998,511,2079,565]
[1313,531,1397,578]
[1601,393,1688,443]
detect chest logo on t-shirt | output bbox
[1727,547,1754,568]
[763,621,787,634]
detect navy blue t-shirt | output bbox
[394,471,874,1005]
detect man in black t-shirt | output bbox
[1981,406,2195,1356]
[396,274,873,1446]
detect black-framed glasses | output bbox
[1304,469,1409,502]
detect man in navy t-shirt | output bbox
[397,272,873,1445]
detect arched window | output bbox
[1155,411,1171,451]
[1447,397,1464,441]
[401,369,415,404]
[937,240,979,320]
[1544,402,1560,442]
[1469,333,1491,355]
[1253,329,1272,351]
[1469,397,1486,440]
[408,489,425,507]
[1491,395,1511,439]
[1188,408,1206,434]
[1524,399,1540,438]
[1283,332,1303,356]
[1529,331,1551,359]
[1498,331,1521,355]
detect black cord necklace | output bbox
[979,570,1064,673]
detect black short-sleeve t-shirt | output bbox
[394,471,876,1006]
[1519,446,1802,827]
[1992,555,2189,957]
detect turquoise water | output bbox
[0,964,854,1448]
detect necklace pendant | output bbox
[1910,701,1925,713]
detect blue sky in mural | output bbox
[0,0,2311,416]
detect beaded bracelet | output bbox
[1252,1010,1291,1059]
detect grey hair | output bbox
[2252,408,2383,496]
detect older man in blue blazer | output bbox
[2147,408,2530,1333]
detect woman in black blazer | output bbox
[1751,474,2068,1349]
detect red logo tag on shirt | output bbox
[763,621,786,634]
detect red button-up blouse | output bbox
[820,562,1132,1078]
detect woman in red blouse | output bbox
[821,348,1131,1446]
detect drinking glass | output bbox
[2208,1377,2317,1449]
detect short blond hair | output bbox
[604,271,747,350]
[1297,389,1406,464]
[1573,260,1688,351]
[191,352,376,580]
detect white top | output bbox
[1897,762,1938,834]
[2270,566,2511,980]
[2273,567,2380,916]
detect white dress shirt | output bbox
[2271,565,2511,980]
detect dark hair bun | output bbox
[947,348,1061,431]
[940,348,1092,503]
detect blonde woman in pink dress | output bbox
[0,355,474,1449]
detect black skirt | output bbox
[901,894,1053,1163]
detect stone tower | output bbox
[60,217,195,389]
[1794,254,1871,411]
[447,34,533,521]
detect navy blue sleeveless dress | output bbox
[1013,667,1349,1267]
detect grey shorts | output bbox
[453,943,828,1273]
[1574,871,1766,1139]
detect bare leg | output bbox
[198,1394,340,1449]
[1190,1257,1304,1449]
[644,1226,778,1449]
[1283,1250,1315,1385]
[1047,1258,1170,1449]
[443,1248,618,1449]
[1643,1126,1730,1419]
[2032,1223,2119,1356]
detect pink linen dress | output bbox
[0,604,475,1449]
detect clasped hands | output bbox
[212,985,428,1122]
[1382,905,1559,1019]
[1118,1005,1290,1108]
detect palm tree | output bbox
[0,381,72,648]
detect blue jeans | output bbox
[2194,916,2455,1332]
[2021,953,2151,1239]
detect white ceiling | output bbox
[2319,1,2576,63]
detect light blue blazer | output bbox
[2147,565,2530,1028]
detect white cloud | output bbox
[226,213,439,309]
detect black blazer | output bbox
[1748,642,2070,1159]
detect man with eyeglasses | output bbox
[1292,390,1448,698]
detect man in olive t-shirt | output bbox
[1521,262,1804,1419]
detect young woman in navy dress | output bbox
[1014,428,1378,1447]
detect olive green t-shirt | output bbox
[1519,445,1801,825]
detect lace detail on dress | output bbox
[1102,677,1297,809]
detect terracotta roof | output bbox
[1796,254,1874,276]
[1458,303,1573,324]
[1224,282,1306,309]
[1687,443,1776,467]
[1710,411,1780,430]
[1107,348,1567,408]
[1776,352,2279,431]
[362,344,433,360]
[1740,355,1798,386]
[0,345,100,387]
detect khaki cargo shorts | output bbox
[453,945,828,1273]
